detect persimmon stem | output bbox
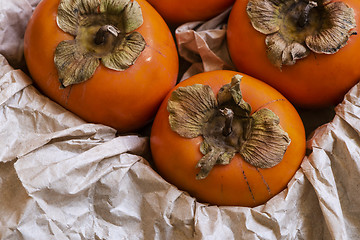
[94,25,120,45]
[220,108,234,136]
[297,0,318,28]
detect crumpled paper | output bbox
[302,87,360,240]
[0,0,39,69]
[175,8,236,81]
[1,1,360,239]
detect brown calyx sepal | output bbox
[247,0,357,68]
[55,0,146,87]
[167,75,291,180]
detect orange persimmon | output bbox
[227,0,360,108]
[24,0,178,132]
[150,70,306,207]
[146,0,235,26]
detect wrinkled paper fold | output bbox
[175,8,236,81]
[1,1,360,239]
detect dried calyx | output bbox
[246,0,357,68]
[55,0,146,87]
[167,75,291,179]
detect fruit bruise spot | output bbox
[256,168,272,195]
[241,164,256,203]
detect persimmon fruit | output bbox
[146,0,235,26]
[150,70,306,207]
[227,0,360,108]
[24,0,178,132]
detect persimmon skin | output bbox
[227,0,360,108]
[150,70,306,207]
[24,0,178,133]
[146,0,235,26]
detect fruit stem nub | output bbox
[94,25,120,45]
[220,108,234,136]
[297,0,318,28]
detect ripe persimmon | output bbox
[24,0,178,132]
[150,70,306,207]
[146,0,235,26]
[227,0,360,107]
